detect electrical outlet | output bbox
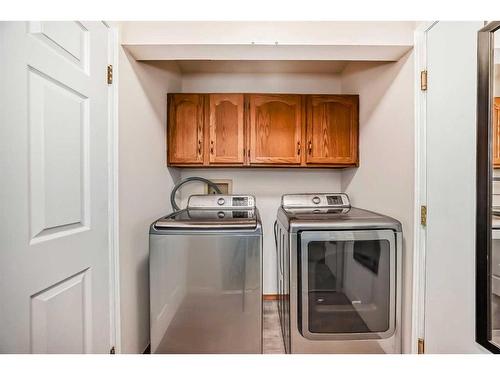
[205,179,232,195]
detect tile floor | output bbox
[263,300,285,354]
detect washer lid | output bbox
[154,208,258,230]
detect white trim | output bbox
[104,22,121,354]
[411,21,437,354]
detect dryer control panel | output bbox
[282,193,350,209]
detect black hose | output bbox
[170,177,222,211]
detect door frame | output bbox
[103,22,121,354]
[411,21,437,354]
[476,21,500,354]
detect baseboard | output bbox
[263,294,279,301]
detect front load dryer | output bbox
[275,193,402,354]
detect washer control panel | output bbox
[282,193,350,209]
[187,209,256,219]
[188,195,256,209]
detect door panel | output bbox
[209,94,244,164]
[28,67,89,241]
[249,94,302,164]
[28,21,89,71]
[30,269,91,353]
[168,94,204,164]
[0,21,110,353]
[306,95,358,165]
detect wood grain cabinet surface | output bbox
[248,94,302,165]
[167,93,359,168]
[167,94,204,165]
[209,94,245,165]
[306,95,358,165]
[494,97,500,168]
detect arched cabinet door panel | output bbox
[209,94,245,164]
[249,94,302,165]
[168,94,205,165]
[306,95,359,165]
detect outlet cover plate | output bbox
[205,179,232,195]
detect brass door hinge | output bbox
[110,346,115,354]
[421,205,427,226]
[418,338,425,354]
[107,65,113,85]
[420,70,428,91]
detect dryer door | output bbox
[299,230,396,341]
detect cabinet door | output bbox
[494,98,500,168]
[306,95,358,165]
[168,94,204,164]
[209,94,245,164]
[249,94,302,164]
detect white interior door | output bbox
[0,21,111,353]
[424,21,485,353]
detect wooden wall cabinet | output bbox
[494,98,500,168]
[248,94,302,165]
[306,95,358,165]
[209,94,245,165]
[167,93,359,168]
[167,94,204,165]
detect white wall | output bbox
[118,48,181,353]
[121,21,415,46]
[340,53,415,353]
[120,21,414,62]
[181,72,342,93]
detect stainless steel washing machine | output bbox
[276,193,402,353]
[149,195,262,354]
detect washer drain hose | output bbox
[170,177,222,211]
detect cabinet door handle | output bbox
[198,139,202,155]
[308,141,312,154]
[210,140,214,155]
[297,141,301,155]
